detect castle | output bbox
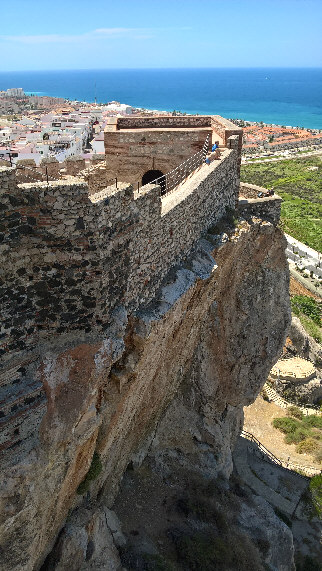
[0,115,285,571]
[0,115,282,458]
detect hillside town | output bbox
[230,118,322,158]
[1,89,322,169]
[0,88,158,166]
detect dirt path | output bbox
[289,275,320,300]
[243,395,321,471]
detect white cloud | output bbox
[1,26,191,45]
[2,34,80,44]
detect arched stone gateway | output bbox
[142,169,164,186]
[142,169,165,194]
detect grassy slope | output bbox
[240,156,322,252]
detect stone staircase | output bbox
[263,382,322,416]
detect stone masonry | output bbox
[104,115,243,186]
[0,116,293,571]
[0,142,240,457]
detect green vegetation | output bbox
[291,295,321,325]
[290,295,322,343]
[300,473,322,522]
[286,405,304,420]
[296,313,322,344]
[309,474,322,518]
[272,409,322,461]
[208,206,239,236]
[76,451,102,495]
[240,156,322,251]
[260,387,270,401]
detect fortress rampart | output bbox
[0,146,241,455]
[0,111,291,571]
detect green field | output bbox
[240,155,322,252]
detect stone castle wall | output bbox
[13,156,93,184]
[104,126,213,186]
[104,115,242,186]
[116,115,213,129]
[239,182,282,225]
[0,147,239,455]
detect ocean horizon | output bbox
[1,67,322,129]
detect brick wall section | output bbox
[104,115,243,186]
[239,183,282,225]
[104,128,212,186]
[40,158,61,179]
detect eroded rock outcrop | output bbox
[0,216,291,571]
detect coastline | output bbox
[1,67,322,129]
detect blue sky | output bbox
[1,0,321,71]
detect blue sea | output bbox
[0,68,322,129]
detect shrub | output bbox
[77,451,102,495]
[285,426,312,444]
[296,314,322,344]
[302,414,322,430]
[313,443,322,463]
[296,438,319,454]
[175,493,228,531]
[225,206,239,227]
[272,417,300,434]
[287,405,303,420]
[273,411,322,451]
[261,387,270,401]
[170,530,223,570]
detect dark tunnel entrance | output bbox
[142,169,166,195]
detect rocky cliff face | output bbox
[0,217,291,571]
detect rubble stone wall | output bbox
[80,162,118,195]
[0,148,239,455]
[65,157,86,176]
[116,115,212,129]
